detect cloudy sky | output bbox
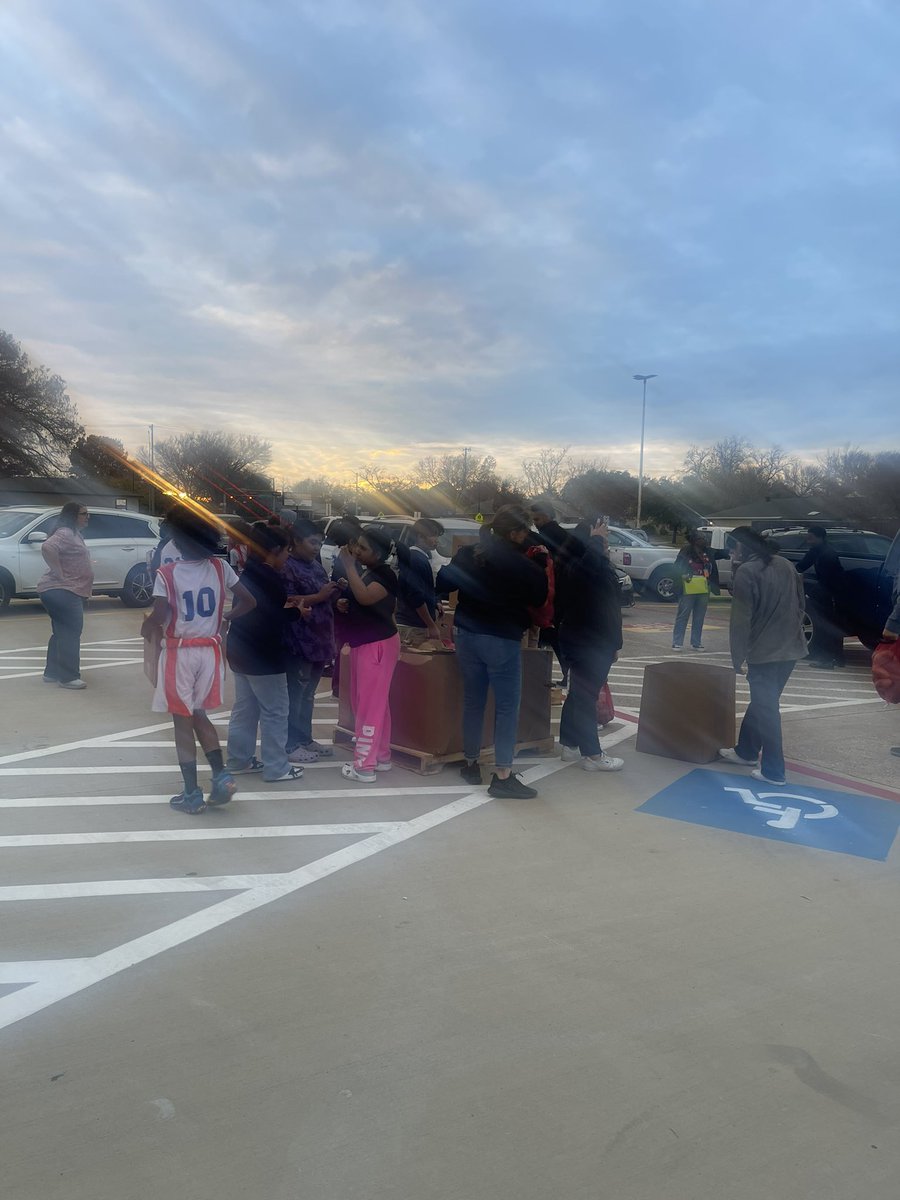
[2,0,898,484]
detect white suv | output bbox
[0,506,160,611]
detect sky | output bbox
[1,0,898,486]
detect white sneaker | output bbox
[375,761,392,772]
[692,645,706,652]
[671,645,683,652]
[269,765,305,782]
[751,768,785,786]
[341,762,376,783]
[559,744,581,761]
[718,747,756,765]
[58,678,87,690]
[582,753,624,772]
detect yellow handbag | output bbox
[683,573,709,595]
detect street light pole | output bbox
[632,374,657,529]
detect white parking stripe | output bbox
[0,823,403,848]
[0,786,471,808]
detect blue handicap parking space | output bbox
[638,769,900,861]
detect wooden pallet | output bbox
[332,725,556,777]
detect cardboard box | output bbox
[338,644,553,757]
[635,661,736,764]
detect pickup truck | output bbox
[605,527,681,601]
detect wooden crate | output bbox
[332,725,555,777]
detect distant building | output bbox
[706,497,839,530]
[0,477,142,511]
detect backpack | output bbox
[872,639,900,704]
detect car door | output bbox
[17,515,59,592]
[83,512,155,587]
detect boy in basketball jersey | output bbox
[142,508,255,813]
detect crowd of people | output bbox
[30,501,900,808]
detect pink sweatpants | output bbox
[350,635,400,770]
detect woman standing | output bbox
[335,526,401,783]
[436,505,548,798]
[719,527,807,785]
[556,520,625,772]
[672,532,719,651]
[37,502,93,689]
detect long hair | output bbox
[489,504,531,542]
[54,502,82,533]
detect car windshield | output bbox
[0,510,36,537]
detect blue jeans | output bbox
[558,634,615,757]
[673,593,708,648]
[736,660,796,782]
[40,588,85,682]
[454,628,522,769]
[286,657,325,749]
[226,672,290,780]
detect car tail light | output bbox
[623,552,632,566]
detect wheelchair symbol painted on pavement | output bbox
[724,785,839,831]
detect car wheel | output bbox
[801,610,814,645]
[649,568,678,602]
[121,564,153,608]
[0,568,13,612]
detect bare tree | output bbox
[520,446,574,496]
[142,431,272,509]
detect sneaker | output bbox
[375,760,393,772]
[751,768,785,786]
[58,678,87,690]
[671,645,683,652]
[207,771,237,807]
[807,660,835,670]
[304,740,334,758]
[170,788,206,814]
[559,744,581,762]
[288,745,318,763]
[718,747,757,765]
[230,756,264,774]
[341,762,376,783]
[459,760,482,786]
[582,752,624,772]
[488,772,538,799]
[891,747,900,759]
[268,765,305,782]
[691,645,706,652]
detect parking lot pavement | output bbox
[4,599,900,1200]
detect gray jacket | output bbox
[730,553,808,668]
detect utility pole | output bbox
[632,375,657,530]
[461,445,470,491]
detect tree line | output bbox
[1,329,896,533]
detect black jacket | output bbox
[796,542,844,593]
[437,539,548,641]
[534,520,570,565]
[557,540,623,652]
[396,543,437,627]
[226,558,297,675]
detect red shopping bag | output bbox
[596,683,615,726]
[872,639,900,704]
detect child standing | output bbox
[142,507,255,814]
[335,526,400,783]
[225,524,306,783]
[282,519,338,762]
[395,518,445,646]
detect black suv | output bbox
[765,528,898,650]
